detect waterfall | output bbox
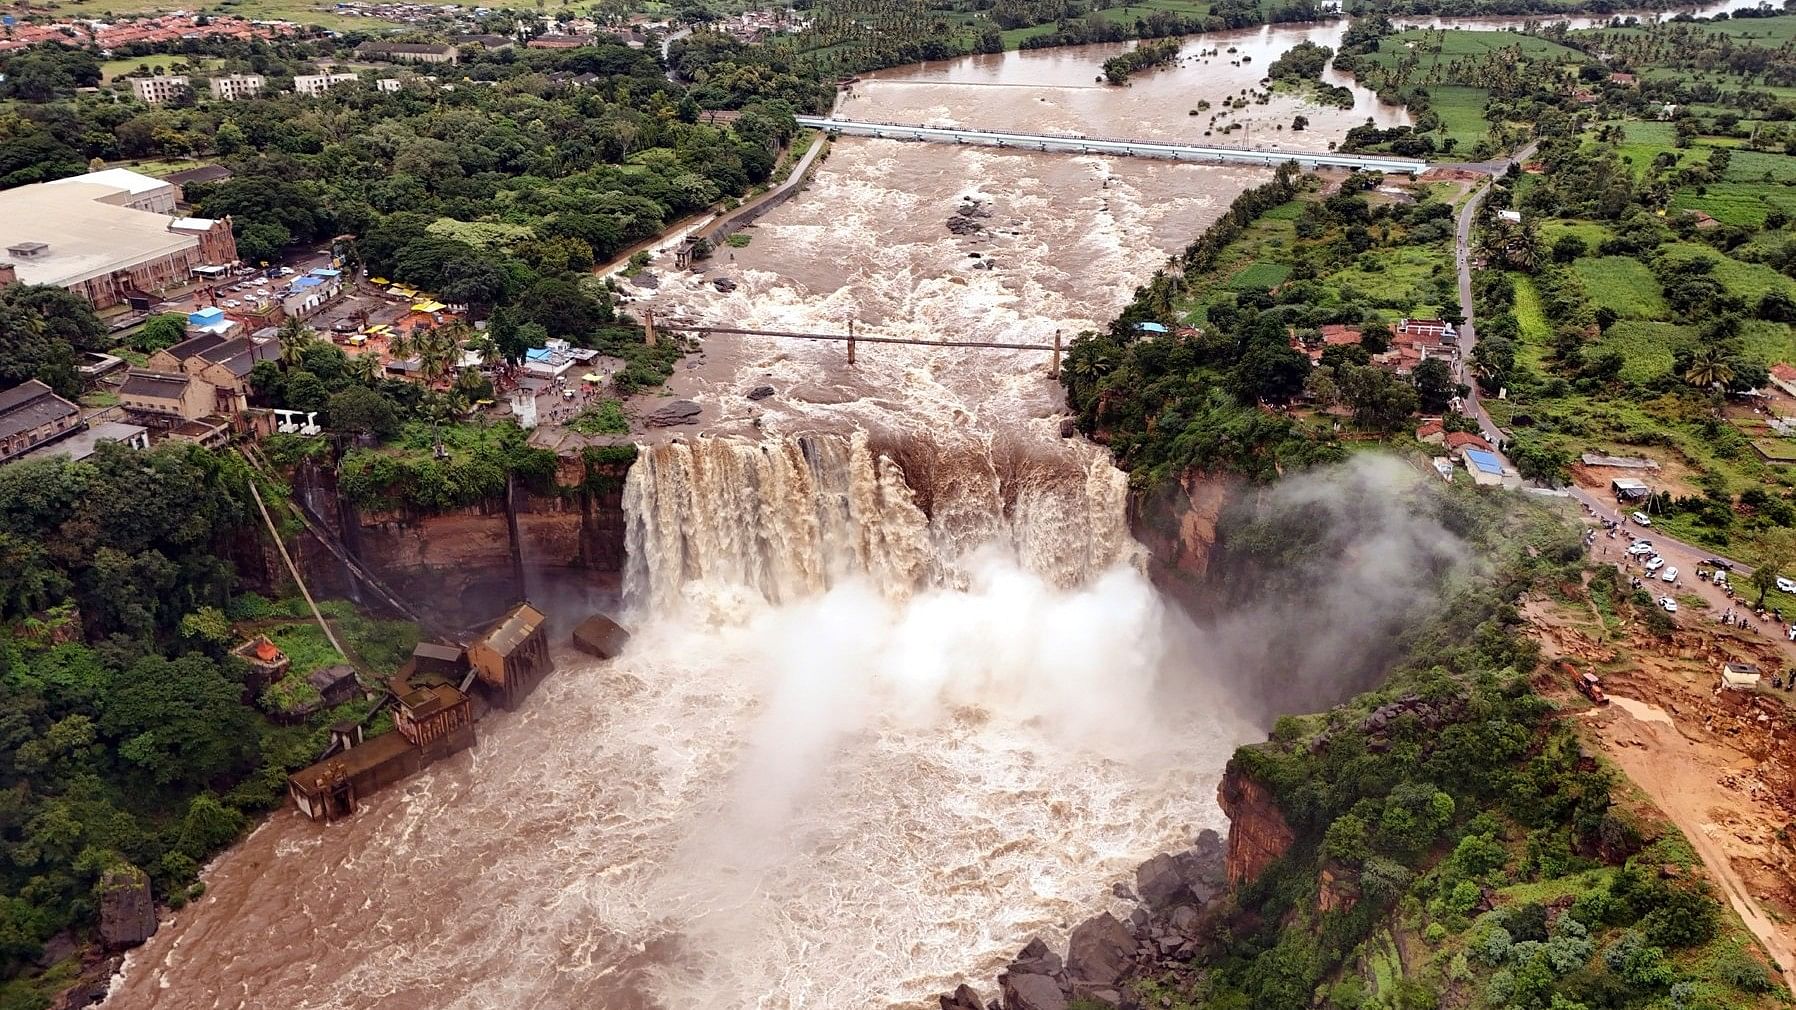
[622,430,1143,607]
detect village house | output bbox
[1414,419,1446,446]
[0,380,81,462]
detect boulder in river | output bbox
[939,983,985,1010]
[645,400,702,427]
[745,384,775,401]
[1009,937,1062,977]
[1001,972,1067,1010]
[98,865,155,950]
[712,276,738,293]
[1066,912,1134,986]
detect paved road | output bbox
[1571,487,1796,654]
[1452,141,1538,452]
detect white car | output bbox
[1661,597,1677,613]
[279,266,296,276]
[1661,567,1678,582]
[222,299,240,308]
[1645,556,1666,572]
[1778,577,1796,594]
[1632,511,1652,526]
[1627,542,1654,556]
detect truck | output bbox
[1557,660,1609,705]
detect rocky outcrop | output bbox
[953,832,1230,1010]
[1131,469,1230,602]
[1217,764,1295,886]
[1066,913,1134,986]
[1134,829,1226,911]
[98,865,156,950]
[939,983,986,1010]
[645,400,702,426]
[1001,972,1066,1010]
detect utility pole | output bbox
[1049,330,1061,379]
[846,318,856,366]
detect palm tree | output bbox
[277,317,315,366]
[1683,347,1735,390]
[346,353,380,384]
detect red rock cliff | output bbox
[1131,468,1230,599]
[1216,763,1296,886]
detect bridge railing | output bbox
[793,116,1428,171]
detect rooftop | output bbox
[45,167,169,197]
[161,165,233,187]
[17,421,146,463]
[0,379,78,442]
[1464,447,1504,475]
[0,182,197,289]
[289,729,417,790]
[479,602,545,657]
[119,369,194,399]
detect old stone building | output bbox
[0,379,80,462]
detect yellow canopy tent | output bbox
[369,277,390,286]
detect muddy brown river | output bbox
[103,8,1754,1008]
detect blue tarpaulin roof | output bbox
[1135,322,1169,333]
[525,347,553,362]
[1465,448,1504,475]
[292,276,323,290]
[188,306,224,325]
[310,268,342,278]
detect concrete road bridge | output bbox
[793,116,1430,174]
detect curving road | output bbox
[1452,141,1537,451]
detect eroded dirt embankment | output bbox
[1526,595,1796,993]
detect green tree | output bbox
[1412,357,1455,413]
[134,313,189,353]
[1747,528,1796,607]
[326,386,400,440]
[99,654,259,792]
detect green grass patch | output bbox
[1226,261,1292,291]
[1427,85,1494,153]
[1596,321,1691,383]
[568,400,630,436]
[1571,256,1668,321]
[1671,182,1796,228]
[1512,273,1553,373]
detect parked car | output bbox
[278,266,296,276]
[1706,558,1733,571]
[222,299,240,308]
[1778,577,1796,594]
[1627,541,1654,556]
[1661,567,1678,583]
[1645,556,1666,572]
[1632,511,1652,525]
[1661,597,1677,613]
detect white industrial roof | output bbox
[0,183,196,288]
[170,217,218,230]
[46,168,170,197]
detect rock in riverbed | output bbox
[645,400,702,426]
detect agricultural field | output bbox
[1174,180,1454,330]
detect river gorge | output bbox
[98,7,1748,1008]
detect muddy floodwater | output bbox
[98,9,1750,1009]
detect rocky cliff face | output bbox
[1216,762,1296,887]
[1130,468,1231,606]
[290,457,629,626]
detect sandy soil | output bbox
[1525,597,1796,994]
